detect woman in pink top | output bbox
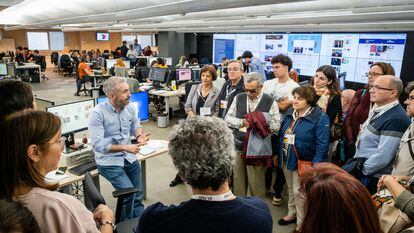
[0,110,114,233]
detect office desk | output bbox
[59,139,169,201]
[16,63,42,83]
[136,139,169,199]
[148,89,185,116]
[92,70,111,86]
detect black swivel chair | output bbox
[84,172,139,233]
[74,65,93,96]
[35,55,48,81]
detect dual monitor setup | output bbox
[41,92,149,152]
[148,67,200,87]
[105,57,173,69]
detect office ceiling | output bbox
[1,0,414,32]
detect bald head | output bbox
[370,75,402,106]
[341,89,355,112]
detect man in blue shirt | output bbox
[242,51,267,82]
[134,39,142,56]
[88,76,150,221]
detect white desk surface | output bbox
[58,139,169,187]
[16,63,41,69]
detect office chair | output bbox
[84,172,139,233]
[38,55,48,81]
[60,54,74,77]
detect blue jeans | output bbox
[98,160,144,221]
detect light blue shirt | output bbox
[250,57,267,82]
[134,43,142,55]
[88,101,141,166]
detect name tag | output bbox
[200,107,211,116]
[220,100,228,109]
[239,127,247,133]
[283,134,295,145]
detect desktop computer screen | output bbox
[46,99,95,134]
[164,57,172,66]
[149,67,167,82]
[7,63,16,76]
[176,68,192,81]
[0,63,7,75]
[191,68,201,81]
[96,92,149,121]
[106,59,116,68]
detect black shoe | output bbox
[74,92,80,96]
[278,217,296,226]
[169,178,183,187]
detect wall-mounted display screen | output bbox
[212,33,407,83]
[96,32,110,41]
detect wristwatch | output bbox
[101,220,116,230]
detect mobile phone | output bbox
[56,167,67,175]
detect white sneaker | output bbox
[272,196,282,206]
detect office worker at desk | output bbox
[75,54,95,96]
[89,77,150,221]
[0,110,114,233]
[137,117,272,233]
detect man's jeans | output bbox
[98,160,144,221]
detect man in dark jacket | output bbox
[215,60,245,118]
[120,41,129,58]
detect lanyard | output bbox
[191,191,234,201]
[225,85,237,100]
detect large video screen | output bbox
[213,33,407,83]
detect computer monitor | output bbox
[123,60,130,69]
[176,68,192,82]
[191,68,201,81]
[106,59,117,68]
[0,63,7,75]
[164,57,172,66]
[149,67,167,83]
[46,99,95,135]
[96,92,149,121]
[7,63,16,76]
[35,96,55,112]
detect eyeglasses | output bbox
[46,138,65,149]
[245,89,258,94]
[371,85,396,92]
[407,96,414,101]
[227,67,240,71]
[368,72,384,77]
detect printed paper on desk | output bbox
[139,146,156,156]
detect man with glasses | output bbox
[391,82,414,177]
[262,54,299,206]
[353,75,410,194]
[215,60,245,119]
[225,72,280,197]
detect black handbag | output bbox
[341,157,367,178]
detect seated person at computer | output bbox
[88,77,150,221]
[75,55,94,96]
[0,80,37,120]
[137,117,272,233]
[156,58,168,68]
[127,44,139,66]
[0,110,114,233]
[150,60,158,67]
[26,50,35,62]
[135,58,150,83]
[190,58,199,65]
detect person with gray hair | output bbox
[352,75,410,194]
[225,72,281,198]
[136,116,272,233]
[88,76,150,221]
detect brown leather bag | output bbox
[293,146,313,177]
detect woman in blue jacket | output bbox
[277,85,330,229]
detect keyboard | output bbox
[69,161,97,176]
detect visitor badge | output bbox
[200,107,211,116]
[220,100,228,109]
[283,134,295,145]
[239,127,247,133]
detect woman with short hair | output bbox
[277,85,330,227]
